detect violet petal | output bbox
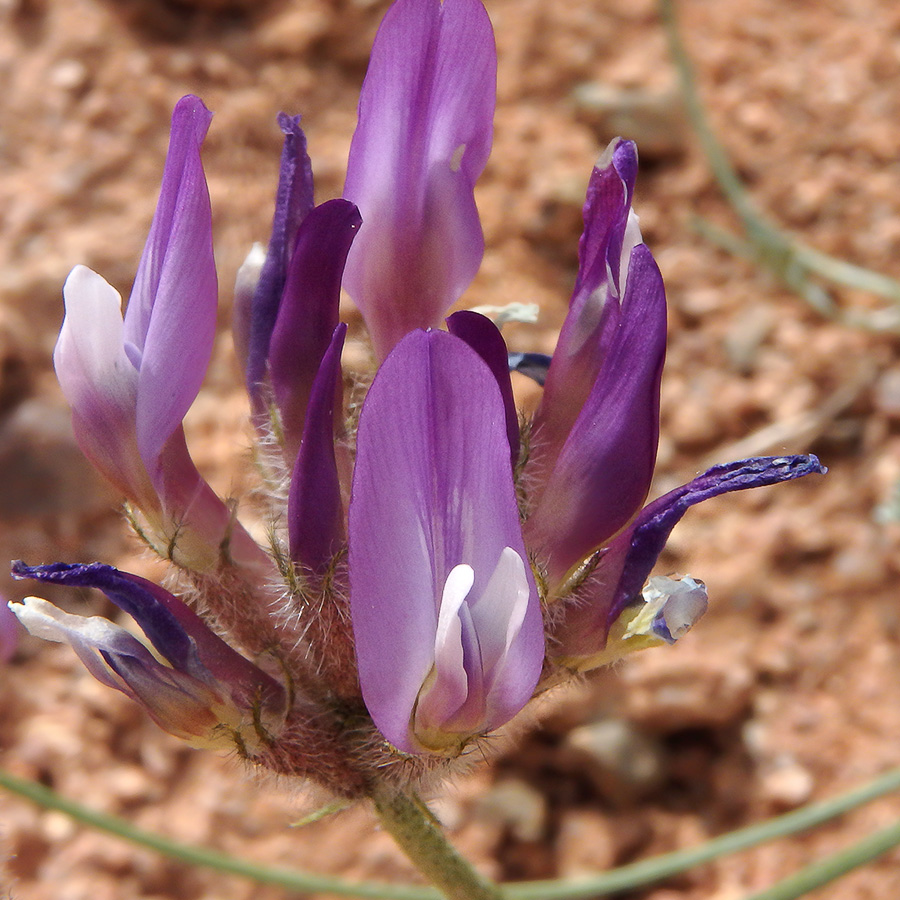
[343,0,496,358]
[123,96,218,483]
[610,454,827,622]
[349,329,542,752]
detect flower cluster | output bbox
[10,0,822,793]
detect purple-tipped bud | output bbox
[10,562,285,749]
[246,114,315,407]
[525,243,667,586]
[535,138,643,455]
[343,0,496,359]
[349,330,543,755]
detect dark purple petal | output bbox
[122,96,218,482]
[609,454,827,623]
[288,324,347,575]
[526,244,667,584]
[268,200,360,459]
[246,114,315,403]
[508,352,552,386]
[550,455,826,661]
[533,139,641,475]
[11,560,284,709]
[349,329,542,752]
[447,310,519,467]
[343,0,496,358]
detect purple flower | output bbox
[53,96,268,575]
[342,0,496,360]
[15,0,826,781]
[10,562,285,749]
[349,329,543,754]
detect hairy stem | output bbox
[370,782,504,900]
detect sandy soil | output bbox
[2,0,900,897]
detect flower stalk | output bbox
[370,784,504,900]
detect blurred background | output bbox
[2,0,900,896]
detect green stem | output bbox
[0,768,437,900]
[507,767,900,900]
[658,0,900,331]
[369,783,504,900]
[4,766,900,900]
[744,819,900,900]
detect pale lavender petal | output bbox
[288,324,347,575]
[349,330,541,752]
[269,200,360,459]
[121,96,217,481]
[54,266,157,510]
[526,244,667,584]
[465,545,532,724]
[246,114,315,401]
[343,0,496,358]
[10,595,165,691]
[447,310,519,466]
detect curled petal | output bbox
[11,562,286,746]
[550,454,826,666]
[11,561,284,709]
[508,352,552,386]
[343,0,496,358]
[349,329,542,753]
[610,454,827,621]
